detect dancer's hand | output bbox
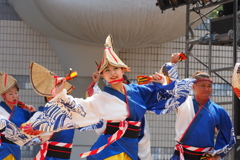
[92,70,100,83]
[17,101,36,112]
[170,53,180,64]
[54,78,66,95]
[23,104,36,112]
[150,72,166,85]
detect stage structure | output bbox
[156,0,239,159]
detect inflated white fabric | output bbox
[8,0,212,48]
[32,89,129,132]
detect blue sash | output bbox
[180,99,210,144]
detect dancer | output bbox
[0,71,35,160]
[162,53,236,160]
[4,62,103,160]
[88,71,152,160]
[22,35,195,160]
[33,96,103,160]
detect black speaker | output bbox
[222,1,240,16]
[210,15,233,35]
[235,139,240,160]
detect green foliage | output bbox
[209,5,223,18]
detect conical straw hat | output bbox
[0,71,18,95]
[98,34,129,73]
[29,62,74,97]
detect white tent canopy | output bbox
[8,0,212,77]
[8,0,210,48]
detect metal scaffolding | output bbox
[185,0,239,159]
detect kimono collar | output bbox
[104,84,134,120]
[0,101,13,114]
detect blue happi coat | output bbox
[0,101,32,160]
[161,62,236,159]
[171,97,236,160]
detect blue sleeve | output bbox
[133,78,194,115]
[214,109,236,158]
[148,78,195,115]
[132,83,169,107]
[10,107,32,127]
[50,129,75,143]
[132,80,177,105]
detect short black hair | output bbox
[44,97,48,103]
[123,75,130,84]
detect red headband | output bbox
[194,79,213,84]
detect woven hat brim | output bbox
[29,62,73,97]
[0,71,18,95]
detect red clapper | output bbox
[137,75,163,85]
[137,76,152,85]
[179,52,188,61]
[55,69,78,85]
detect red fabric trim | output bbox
[126,128,140,131]
[183,151,203,155]
[194,79,213,84]
[105,48,118,63]
[106,124,140,131]
[108,77,124,84]
[5,99,17,105]
[106,124,118,128]
[47,148,72,153]
[124,85,130,118]
[63,143,73,148]
[49,141,72,148]
[0,133,2,145]
[4,74,8,87]
[5,99,18,105]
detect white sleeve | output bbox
[4,111,53,146]
[87,82,106,135]
[92,82,101,95]
[31,89,128,132]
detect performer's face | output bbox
[193,79,212,100]
[101,64,124,84]
[2,86,19,104]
